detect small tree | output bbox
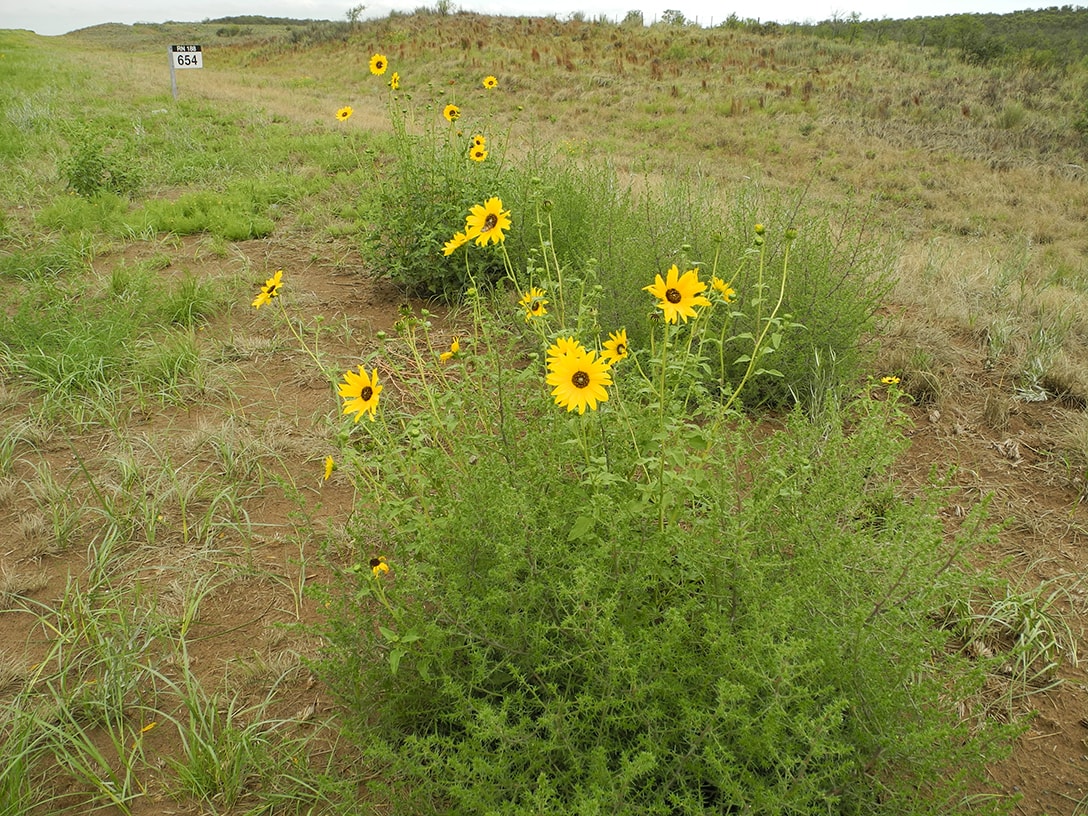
[346,4,366,26]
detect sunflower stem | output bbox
[657,320,670,533]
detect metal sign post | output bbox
[169,45,203,100]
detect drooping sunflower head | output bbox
[546,346,613,415]
[338,366,383,422]
[710,275,735,303]
[335,106,353,121]
[440,337,461,362]
[469,146,488,163]
[370,556,390,577]
[482,75,498,90]
[518,287,548,322]
[389,71,400,90]
[251,270,284,309]
[643,264,711,324]
[442,231,471,257]
[465,197,511,246]
[369,53,388,75]
[602,328,629,365]
[443,103,461,122]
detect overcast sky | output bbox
[4,0,1049,37]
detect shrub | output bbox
[312,255,1016,814]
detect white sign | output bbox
[170,45,203,69]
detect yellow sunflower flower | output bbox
[546,345,612,415]
[472,133,486,148]
[443,103,461,122]
[643,265,711,324]
[440,338,461,362]
[482,75,498,89]
[443,230,471,256]
[335,105,353,121]
[601,328,629,364]
[338,366,383,422]
[469,146,488,162]
[389,71,400,90]
[711,275,736,303]
[464,197,511,246]
[251,270,283,309]
[519,287,548,322]
[323,456,334,480]
[370,556,390,576]
[881,375,901,385]
[369,53,388,75]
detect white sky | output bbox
[3,0,1050,37]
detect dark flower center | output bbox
[482,213,498,232]
[360,386,373,401]
[665,287,682,304]
[571,371,590,389]
[369,557,381,568]
[531,300,543,312]
[616,344,626,356]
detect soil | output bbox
[2,231,1087,814]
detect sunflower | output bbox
[369,53,388,75]
[442,231,471,256]
[482,75,498,89]
[643,265,711,324]
[546,345,612,415]
[711,275,736,303]
[338,366,383,422]
[389,71,400,90]
[469,146,488,162]
[546,335,584,364]
[335,105,353,121]
[370,556,390,576]
[471,133,486,148]
[440,338,461,362]
[881,375,901,385]
[323,456,334,481]
[464,197,511,246]
[251,270,283,309]
[443,103,461,122]
[518,287,548,322]
[601,328,629,364]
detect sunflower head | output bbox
[370,556,390,577]
[482,75,498,89]
[546,344,613,415]
[251,270,284,309]
[442,231,471,257]
[335,106,353,121]
[338,366,383,422]
[881,375,901,385]
[519,287,548,322]
[389,71,400,90]
[439,337,461,362]
[472,134,487,148]
[710,275,736,303]
[469,146,488,162]
[465,197,511,246]
[369,53,388,75]
[643,265,711,324]
[443,104,461,122]
[323,456,334,481]
[602,328,629,365]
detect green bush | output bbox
[313,295,1016,815]
[59,129,141,198]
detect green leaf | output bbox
[568,515,595,541]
